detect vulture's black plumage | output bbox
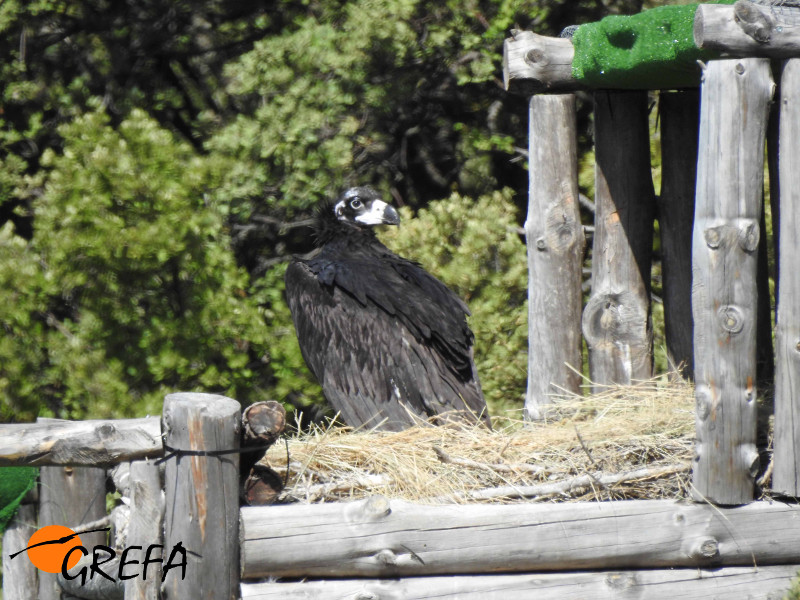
[285,187,490,431]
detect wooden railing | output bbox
[506,0,800,506]
[2,394,800,599]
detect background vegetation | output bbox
[0,0,680,423]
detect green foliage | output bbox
[380,190,528,415]
[1,108,272,420]
[0,0,648,421]
[785,573,800,600]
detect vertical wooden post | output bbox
[773,58,800,497]
[525,93,585,420]
[2,502,38,600]
[124,460,164,600]
[658,90,699,379]
[162,393,241,600]
[691,58,774,505]
[582,90,655,391]
[37,464,107,600]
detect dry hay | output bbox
[263,377,696,504]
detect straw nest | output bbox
[263,377,701,504]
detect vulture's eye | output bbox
[350,199,362,209]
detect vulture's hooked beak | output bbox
[356,200,400,226]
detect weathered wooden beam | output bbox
[0,417,162,466]
[2,503,38,600]
[524,94,585,419]
[773,58,800,497]
[162,393,241,600]
[503,30,578,95]
[658,90,699,379]
[695,1,800,58]
[124,460,164,600]
[240,565,800,600]
[37,463,107,600]
[582,91,655,390]
[240,497,800,579]
[691,58,774,505]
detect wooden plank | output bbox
[582,91,655,391]
[691,59,774,505]
[2,503,38,600]
[695,2,800,58]
[37,464,107,600]
[240,497,800,579]
[240,565,800,600]
[124,460,164,600]
[524,94,585,419]
[0,417,162,466]
[773,58,800,497]
[503,30,577,95]
[658,90,699,379]
[162,392,240,600]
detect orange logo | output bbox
[25,525,84,573]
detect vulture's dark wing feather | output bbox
[285,254,487,431]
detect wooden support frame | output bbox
[0,417,162,466]
[582,90,655,390]
[695,1,800,58]
[658,90,700,379]
[525,94,585,419]
[240,497,800,579]
[773,58,800,497]
[2,503,38,600]
[37,463,107,600]
[691,58,774,505]
[240,565,800,600]
[162,392,241,600]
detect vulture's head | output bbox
[334,187,400,228]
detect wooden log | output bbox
[240,565,800,600]
[503,30,578,95]
[124,460,164,600]
[162,392,240,600]
[524,94,585,420]
[2,503,38,600]
[0,417,162,467]
[240,401,286,477]
[691,59,774,505]
[241,401,286,505]
[773,58,800,497]
[37,464,107,600]
[240,497,800,578]
[695,2,800,58]
[582,91,655,390]
[658,90,699,379]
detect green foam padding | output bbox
[0,467,38,533]
[571,1,737,90]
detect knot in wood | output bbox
[695,387,713,422]
[703,226,724,249]
[744,447,760,478]
[717,305,745,334]
[363,495,391,519]
[375,549,398,566]
[535,237,547,251]
[605,572,636,590]
[97,423,116,438]
[733,0,774,43]
[737,220,759,252]
[582,291,646,345]
[524,48,547,66]
[796,339,800,353]
[692,537,720,560]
